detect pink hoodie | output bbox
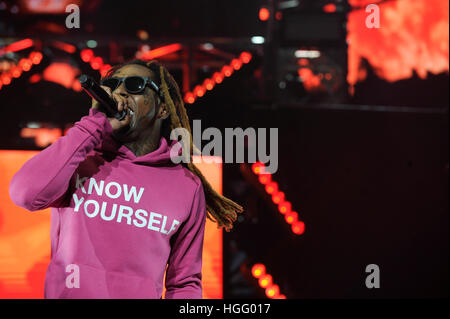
[9,109,206,299]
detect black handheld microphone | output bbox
[78,74,126,121]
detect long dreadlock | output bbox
[103,59,243,231]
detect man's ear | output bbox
[158,103,169,120]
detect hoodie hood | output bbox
[90,108,181,166]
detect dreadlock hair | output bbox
[103,59,244,231]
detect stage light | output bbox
[213,72,224,84]
[277,294,286,299]
[323,3,337,13]
[251,36,265,44]
[29,74,41,83]
[272,191,285,204]
[30,51,43,64]
[11,66,22,78]
[80,49,94,63]
[285,211,298,224]
[275,11,283,21]
[231,58,242,70]
[259,7,270,21]
[252,162,265,174]
[222,65,233,77]
[292,220,305,235]
[240,52,252,64]
[258,274,272,288]
[90,56,103,70]
[265,284,280,298]
[295,50,321,58]
[204,78,215,91]
[184,92,195,104]
[0,38,33,55]
[86,40,97,48]
[278,201,292,215]
[1,73,11,85]
[141,43,182,60]
[258,174,271,185]
[100,64,111,77]
[265,182,278,195]
[251,264,266,278]
[194,85,206,97]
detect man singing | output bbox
[9,59,243,299]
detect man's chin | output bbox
[112,125,135,143]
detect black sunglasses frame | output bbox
[101,76,164,101]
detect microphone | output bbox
[78,74,126,121]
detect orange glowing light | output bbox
[265,284,280,298]
[90,57,103,70]
[251,264,266,278]
[240,52,252,64]
[141,43,182,60]
[231,58,242,70]
[278,201,292,215]
[285,211,298,224]
[80,49,94,63]
[292,220,305,235]
[213,72,224,84]
[259,7,270,21]
[0,39,34,55]
[1,73,12,85]
[184,92,195,104]
[347,0,449,92]
[43,63,79,89]
[11,67,22,78]
[222,65,233,77]
[258,174,271,185]
[265,182,278,195]
[323,3,337,13]
[272,191,285,204]
[259,274,273,288]
[204,79,215,91]
[194,85,206,97]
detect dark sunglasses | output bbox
[101,76,164,101]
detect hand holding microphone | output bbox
[79,74,132,132]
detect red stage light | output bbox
[222,65,233,77]
[141,43,182,60]
[90,57,103,70]
[11,67,22,78]
[213,72,224,84]
[259,7,270,21]
[100,64,112,77]
[80,49,94,63]
[30,52,43,64]
[184,92,195,104]
[323,3,337,13]
[29,74,41,84]
[292,220,305,235]
[252,162,265,174]
[276,11,283,21]
[285,211,298,224]
[278,201,292,215]
[265,284,280,298]
[1,73,12,85]
[251,264,266,278]
[0,39,33,55]
[204,79,215,91]
[240,52,252,64]
[258,274,272,288]
[272,191,285,204]
[265,182,278,195]
[231,58,242,70]
[194,85,206,97]
[258,174,271,185]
